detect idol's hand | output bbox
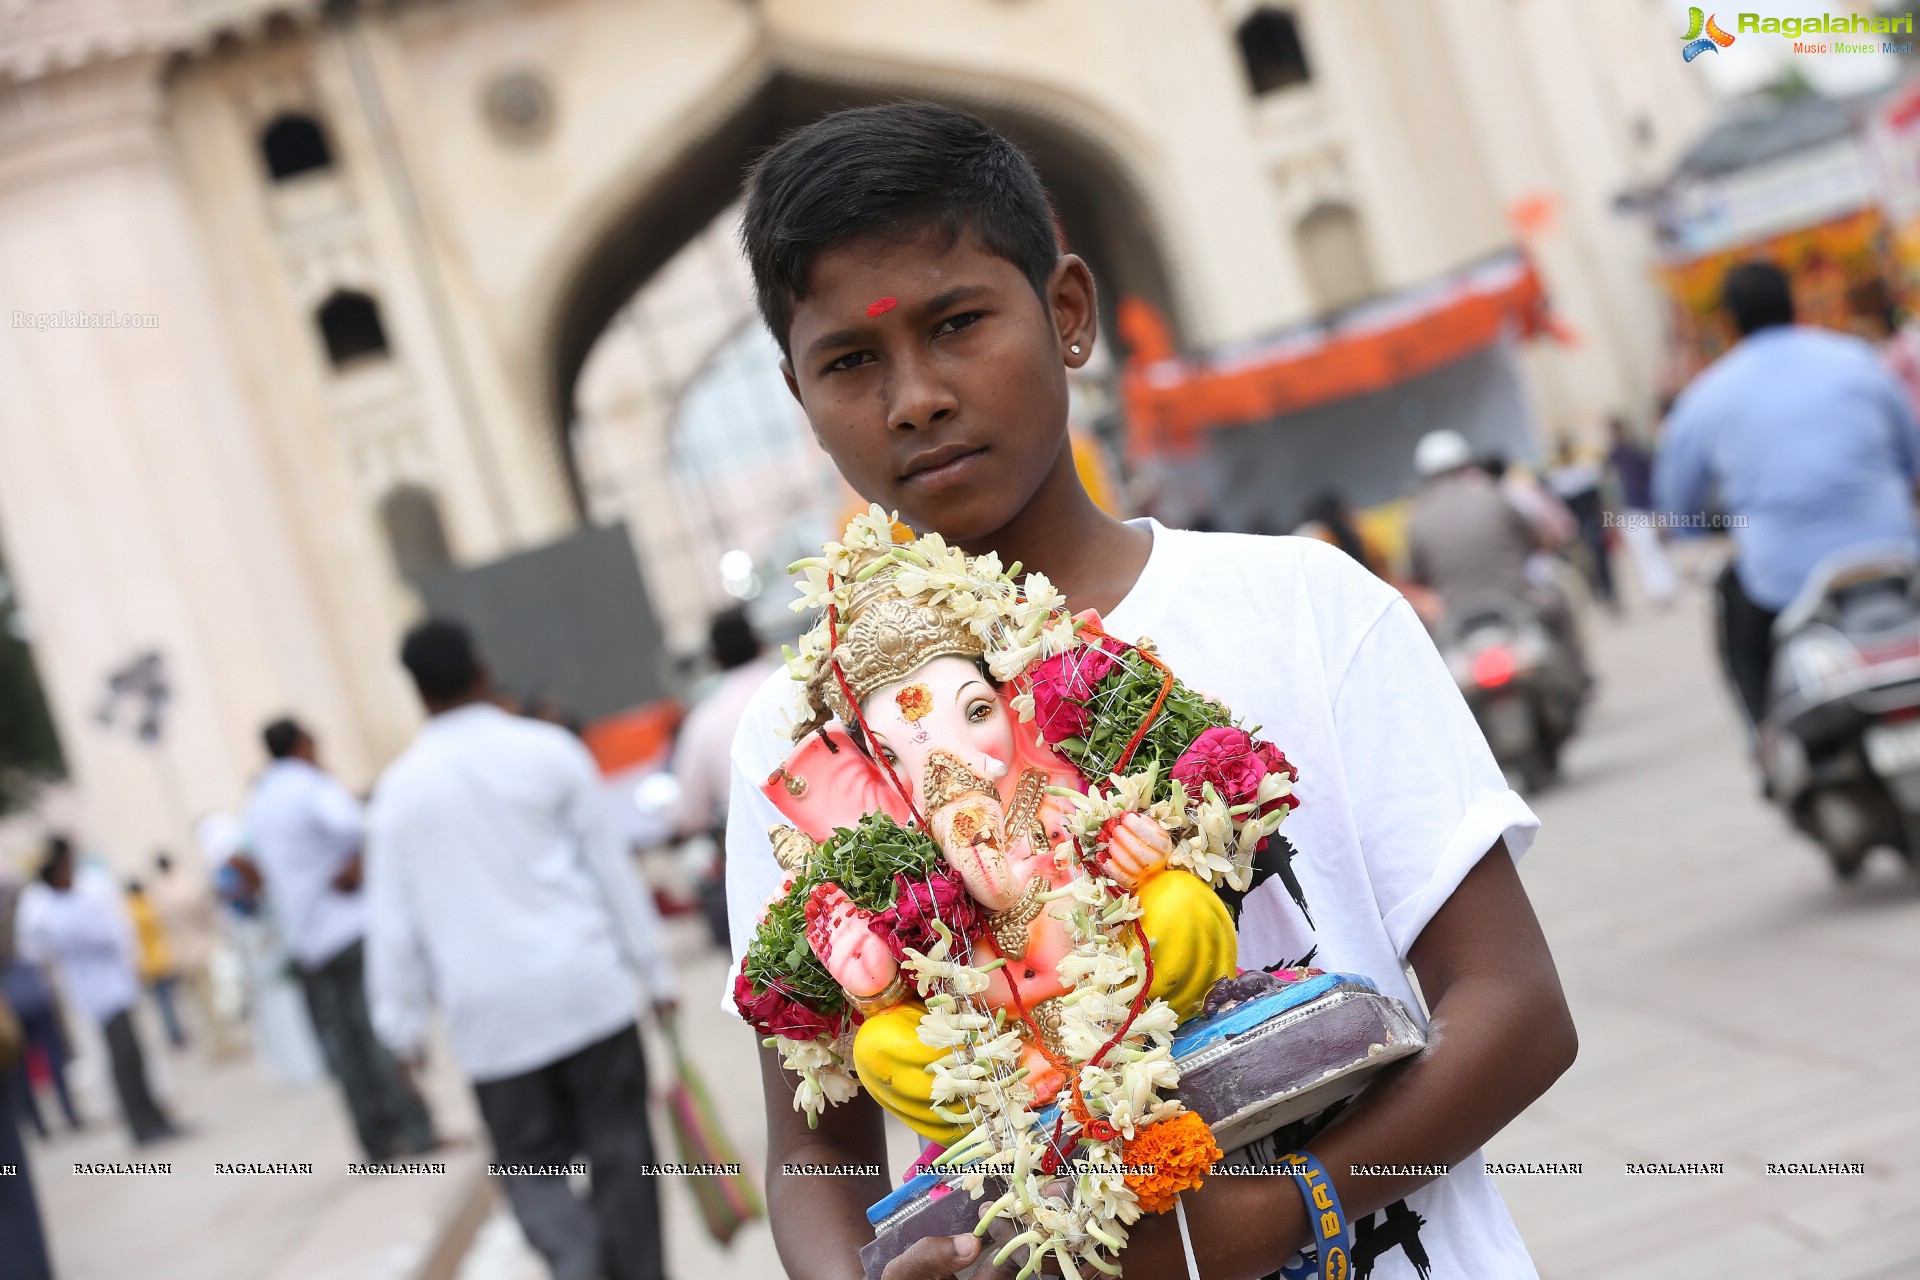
[1035,791,1078,845]
[1102,812,1174,888]
[805,882,899,999]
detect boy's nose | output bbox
[886,351,958,433]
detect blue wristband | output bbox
[1279,1150,1351,1280]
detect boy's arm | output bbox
[759,1044,915,1278]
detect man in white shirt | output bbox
[673,607,780,842]
[245,718,436,1162]
[15,837,177,1145]
[367,620,680,1280]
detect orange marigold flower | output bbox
[1121,1111,1221,1213]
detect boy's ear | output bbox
[780,356,801,406]
[1050,253,1099,370]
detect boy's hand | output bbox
[879,1233,1014,1280]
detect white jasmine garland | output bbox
[770,1032,859,1123]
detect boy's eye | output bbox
[824,350,876,374]
[933,312,984,338]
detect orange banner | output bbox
[1121,253,1556,457]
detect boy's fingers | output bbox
[880,1232,983,1279]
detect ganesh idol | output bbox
[751,550,1238,1144]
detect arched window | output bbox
[1295,203,1376,313]
[261,113,333,181]
[379,485,453,581]
[316,290,390,368]
[1238,8,1312,96]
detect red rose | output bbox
[1027,641,1122,744]
[733,969,843,1040]
[869,869,982,961]
[1252,741,1301,814]
[1170,725,1270,806]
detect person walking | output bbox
[151,850,243,1058]
[1604,416,1677,607]
[245,718,435,1162]
[2,953,81,1138]
[1,872,82,1138]
[15,837,178,1145]
[1546,436,1618,611]
[1656,261,1920,732]
[0,988,55,1280]
[368,620,679,1280]
[673,608,779,846]
[196,814,325,1087]
[124,880,186,1049]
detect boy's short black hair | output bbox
[1722,261,1795,336]
[741,102,1062,352]
[401,618,482,703]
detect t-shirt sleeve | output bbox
[1331,595,1540,960]
[718,673,800,1015]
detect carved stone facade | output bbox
[0,0,1705,864]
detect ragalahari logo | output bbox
[1682,8,1736,60]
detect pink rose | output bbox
[1027,641,1122,744]
[733,970,844,1040]
[869,869,982,961]
[1171,725,1271,807]
[1252,742,1301,814]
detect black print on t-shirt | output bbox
[1352,1199,1432,1280]
[1217,832,1313,926]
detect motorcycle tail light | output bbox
[1473,646,1516,688]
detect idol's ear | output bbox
[1000,685,1089,798]
[762,725,911,840]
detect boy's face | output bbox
[781,226,1096,543]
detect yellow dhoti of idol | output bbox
[853,868,1237,1144]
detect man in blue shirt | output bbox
[1655,262,1920,728]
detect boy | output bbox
[723,102,1576,1279]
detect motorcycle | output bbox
[1757,545,1920,878]
[1439,592,1584,792]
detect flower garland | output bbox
[747,507,1306,1275]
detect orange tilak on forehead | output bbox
[894,683,933,723]
[866,296,898,318]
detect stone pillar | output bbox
[0,53,373,869]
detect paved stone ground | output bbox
[1483,546,1920,1279]
[25,543,1920,1278]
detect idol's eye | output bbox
[966,698,995,724]
[878,745,898,766]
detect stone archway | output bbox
[531,63,1190,510]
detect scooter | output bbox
[1440,592,1584,792]
[1757,545,1920,878]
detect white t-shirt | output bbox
[722,521,1543,1280]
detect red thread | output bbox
[1077,620,1175,773]
[866,296,898,318]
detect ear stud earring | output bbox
[1070,343,1083,356]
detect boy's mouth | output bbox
[901,442,987,490]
